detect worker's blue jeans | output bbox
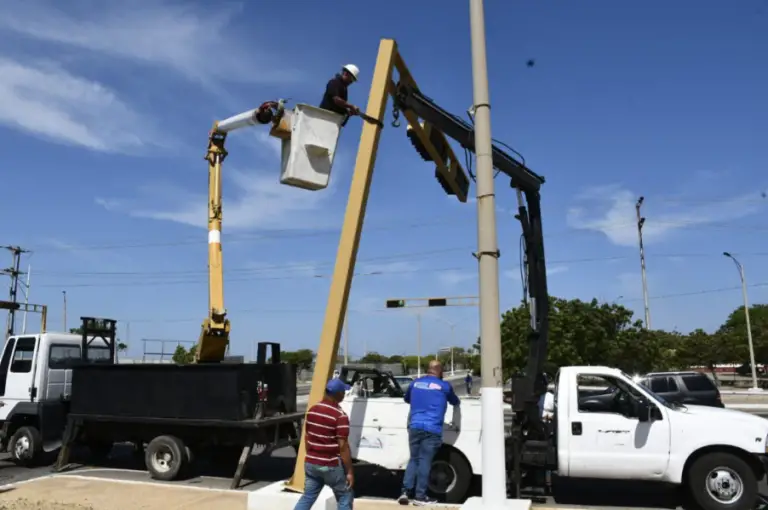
[294,462,353,510]
[402,428,442,500]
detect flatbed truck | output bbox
[0,316,303,488]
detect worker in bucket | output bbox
[398,360,460,506]
[294,378,354,510]
[319,64,361,117]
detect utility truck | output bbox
[0,317,303,489]
[337,366,768,510]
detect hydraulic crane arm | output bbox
[394,84,545,191]
[393,82,550,403]
[195,128,231,362]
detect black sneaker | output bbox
[397,492,409,505]
[412,497,438,506]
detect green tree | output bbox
[172,344,196,364]
[500,296,675,378]
[282,349,315,371]
[358,352,386,364]
[717,304,768,364]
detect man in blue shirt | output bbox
[398,360,460,506]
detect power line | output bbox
[27,217,768,254]
[121,280,768,324]
[32,250,768,282]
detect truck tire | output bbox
[145,435,187,481]
[9,426,43,467]
[429,447,472,503]
[687,452,757,510]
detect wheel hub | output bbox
[151,449,174,473]
[14,437,29,459]
[705,466,744,504]
[429,460,457,495]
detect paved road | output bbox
[1,383,767,510]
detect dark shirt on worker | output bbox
[404,375,460,436]
[319,74,349,116]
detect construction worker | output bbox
[294,378,354,510]
[319,64,361,117]
[398,360,460,506]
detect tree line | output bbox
[485,297,767,382]
[165,297,767,382]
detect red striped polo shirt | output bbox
[304,399,350,467]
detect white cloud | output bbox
[0,1,302,87]
[437,269,476,287]
[96,132,353,230]
[0,57,161,153]
[106,168,336,231]
[566,184,765,247]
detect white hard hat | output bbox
[342,64,359,81]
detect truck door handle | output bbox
[571,422,582,435]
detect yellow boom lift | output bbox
[194,99,349,362]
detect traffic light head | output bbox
[0,301,20,310]
[386,299,406,308]
[427,298,447,307]
[406,121,469,203]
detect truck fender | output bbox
[680,445,764,486]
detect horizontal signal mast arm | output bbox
[393,84,545,193]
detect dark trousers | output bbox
[401,428,442,500]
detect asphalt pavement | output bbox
[1,379,767,510]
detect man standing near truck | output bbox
[398,360,460,506]
[294,378,354,510]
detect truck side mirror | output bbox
[634,399,652,422]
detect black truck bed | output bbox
[70,362,298,421]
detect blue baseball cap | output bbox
[326,378,350,394]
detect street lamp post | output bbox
[438,347,455,376]
[723,252,760,391]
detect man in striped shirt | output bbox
[294,378,353,510]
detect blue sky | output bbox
[1,0,766,360]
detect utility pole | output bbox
[343,309,349,365]
[723,252,760,391]
[62,290,68,331]
[469,0,507,505]
[3,246,29,340]
[416,313,422,377]
[636,197,651,329]
[21,264,31,334]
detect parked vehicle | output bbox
[339,365,768,510]
[0,317,302,489]
[636,371,724,407]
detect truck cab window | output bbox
[10,337,36,373]
[0,337,17,395]
[577,374,645,418]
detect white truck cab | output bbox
[338,365,768,509]
[552,366,768,510]
[0,332,111,464]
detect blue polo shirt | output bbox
[404,375,460,435]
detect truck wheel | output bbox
[428,447,472,503]
[145,435,187,481]
[688,452,757,510]
[9,426,42,467]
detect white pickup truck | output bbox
[339,365,768,510]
